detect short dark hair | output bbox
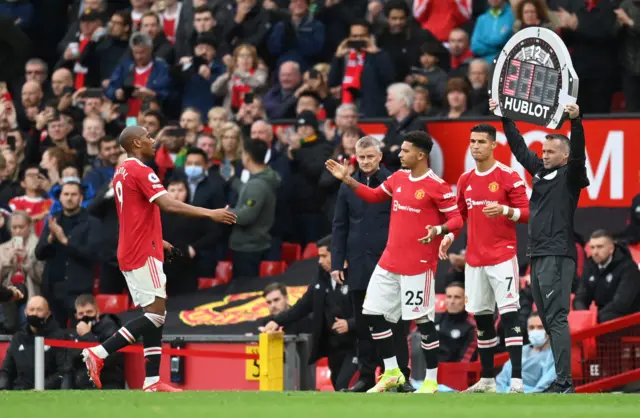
[186,147,208,162]
[141,11,160,24]
[317,234,332,249]
[404,130,433,154]
[446,281,465,291]
[59,162,79,178]
[20,164,41,181]
[529,311,540,320]
[590,229,613,241]
[545,133,570,150]
[243,138,268,164]
[113,10,132,29]
[384,0,410,16]
[98,135,117,151]
[194,5,213,15]
[60,181,82,194]
[263,282,287,298]
[350,19,371,33]
[342,126,361,138]
[75,294,97,308]
[470,124,496,141]
[167,177,188,190]
[144,110,164,126]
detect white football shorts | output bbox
[122,256,167,307]
[465,256,520,314]
[363,265,436,323]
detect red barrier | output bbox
[42,339,258,360]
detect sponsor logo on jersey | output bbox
[488,181,500,192]
[393,200,421,213]
[466,198,499,209]
[414,189,425,200]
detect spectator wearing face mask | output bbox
[496,312,556,393]
[573,229,640,323]
[0,295,66,390]
[62,294,125,390]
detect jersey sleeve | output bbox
[354,172,393,203]
[434,181,463,234]
[133,165,167,203]
[456,175,469,223]
[505,171,530,223]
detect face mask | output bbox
[184,165,204,179]
[27,315,48,330]
[529,329,547,348]
[80,316,97,326]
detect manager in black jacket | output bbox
[330,135,412,393]
[498,100,589,393]
[573,230,640,323]
[261,236,358,391]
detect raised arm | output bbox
[501,117,544,176]
[325,159,391,204]
[565,104,590,190]
[154,194,237,224]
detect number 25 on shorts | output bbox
[405,290,424,306]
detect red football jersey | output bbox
[456,162,529,267]
[374,170,461,275]
[113,158,166,271]
[9,196,52,236]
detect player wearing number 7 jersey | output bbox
[326,131,463,394]
[83,126,237,393]
[439,124,530,393]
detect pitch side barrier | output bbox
[0,333,316,391]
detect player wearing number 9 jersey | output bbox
[82,126,236,393]
[439,124,530,394]
[326,131,463,394]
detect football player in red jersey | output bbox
[326,131,463,393]
[83,126,236,392]
[439,124,530,393]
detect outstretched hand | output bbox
[438,234,453,260]
[564,104,580,119]
[418,225,437,244]
[210,205,237,224]
[325,159,350,181]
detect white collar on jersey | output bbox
[409,169,432,182]
[475,162,499,177]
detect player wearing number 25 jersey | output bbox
[326,131,462,394]
[445,124,529,394]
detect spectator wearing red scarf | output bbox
[328,20,395,118]
[211,43,268,113]
[448,28,474,78]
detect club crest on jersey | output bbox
[488,182,500,192]
[414,189,425,200]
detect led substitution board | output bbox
[490,27,579,129]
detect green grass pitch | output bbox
[1,391,638,418]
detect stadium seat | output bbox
[96,294,130,314]
[435,294,447,313]
[611,91,626,112]
[260,261,287,277]
[315,358,334,391]
[628,243,640,264]
[576,242,586,278]
[93,278,100,296]
[198,277,230,289]
[216,261,233,282]
[302,243,318,259]
[569,310,598,378]
[281,242,302,265]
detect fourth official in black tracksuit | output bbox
[331,165,413,392]
[502,112,589,392]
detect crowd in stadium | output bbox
[0,0,639,391]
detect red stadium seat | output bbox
[216,261,233,282]
[260,261,287,277]
[198,277,230,289]
[281,242,302,265]
[569,310,597,378]
[302,243,318,259]
[96,294,130,314]
[315,358,334,392]
[93,278,100,296]
[628,243,640,265]
[435,294,447,313]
